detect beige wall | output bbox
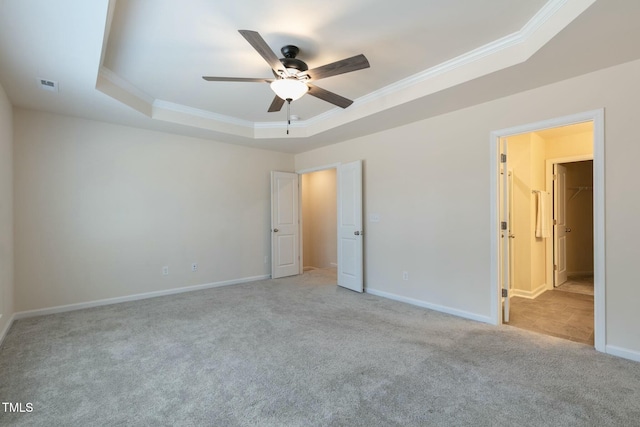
[13,109,294,311]
[565,161,594,275]
[507,131,547,295]
[301,169,337,269]
[295,58,640,356]
[0,83,13,337]
[545,131,593,159]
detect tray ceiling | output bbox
[2,0,640,152]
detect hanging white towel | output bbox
[535,191,551,238]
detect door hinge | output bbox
[501,221,508,230]
[554,265,558,271]
[502,289,508,298]
[553,174,557,180]
[553,219,557,225]
[501,154,507,163]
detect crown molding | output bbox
[96,0,595,140]
[96,66,154,116]
[153,99,254,128]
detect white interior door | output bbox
[554,163,568,286]
[500,139,511,322]
[271,171,299,279]
[337,161,363,292]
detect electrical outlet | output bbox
[191,263,198,272]
[402,271,409,281]
[162,266,169,276]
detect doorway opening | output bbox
[490,109,605,351]
[300,169,338,276]
[551,159,594,294]
[271,161,364,292]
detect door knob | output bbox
[565,227,571,232]
[273,228,279,232]
[354,231,360,236]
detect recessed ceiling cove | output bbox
[97,0,593,140]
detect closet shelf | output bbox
[568,186,593,201]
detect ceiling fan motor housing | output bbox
[280,45,308,73]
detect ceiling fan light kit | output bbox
[270,78,308,101]
[202,30,370,134]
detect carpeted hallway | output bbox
[1,269,639,426]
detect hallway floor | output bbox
[555,274,594,296]
[506,289,594,346]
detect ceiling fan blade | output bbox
[238,30,286,75]
[268,95,285,112]
[202,76,273,82]
[306,54,370,81]
[307,84,353,109]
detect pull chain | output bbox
[286,98,292,135]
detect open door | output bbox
[500,139,511,322]
[271,171,300,279]
[337,161,363,292]
[554,163,568,286]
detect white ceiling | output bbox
[1,0,640,153]
[104,0,547,122]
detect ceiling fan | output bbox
[202,30,370,113]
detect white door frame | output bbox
[545,155,593,291]
[499,139,511,323]
[489,109,605,352]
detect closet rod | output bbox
[569,186,593,201]
[568,186,593,190]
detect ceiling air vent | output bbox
[38,78,58,92]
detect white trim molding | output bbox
[510,283,547,299]
[0,314,16,347]
[13,275,270,321]
[605,345,640,363]
[366,288,493,325]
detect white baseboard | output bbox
[365,288,493,324]
[510,283,547,299]
[13,274,270,320]
[0,313,16,347]
[605,345,640,363]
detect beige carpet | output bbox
[1,269,639,426]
